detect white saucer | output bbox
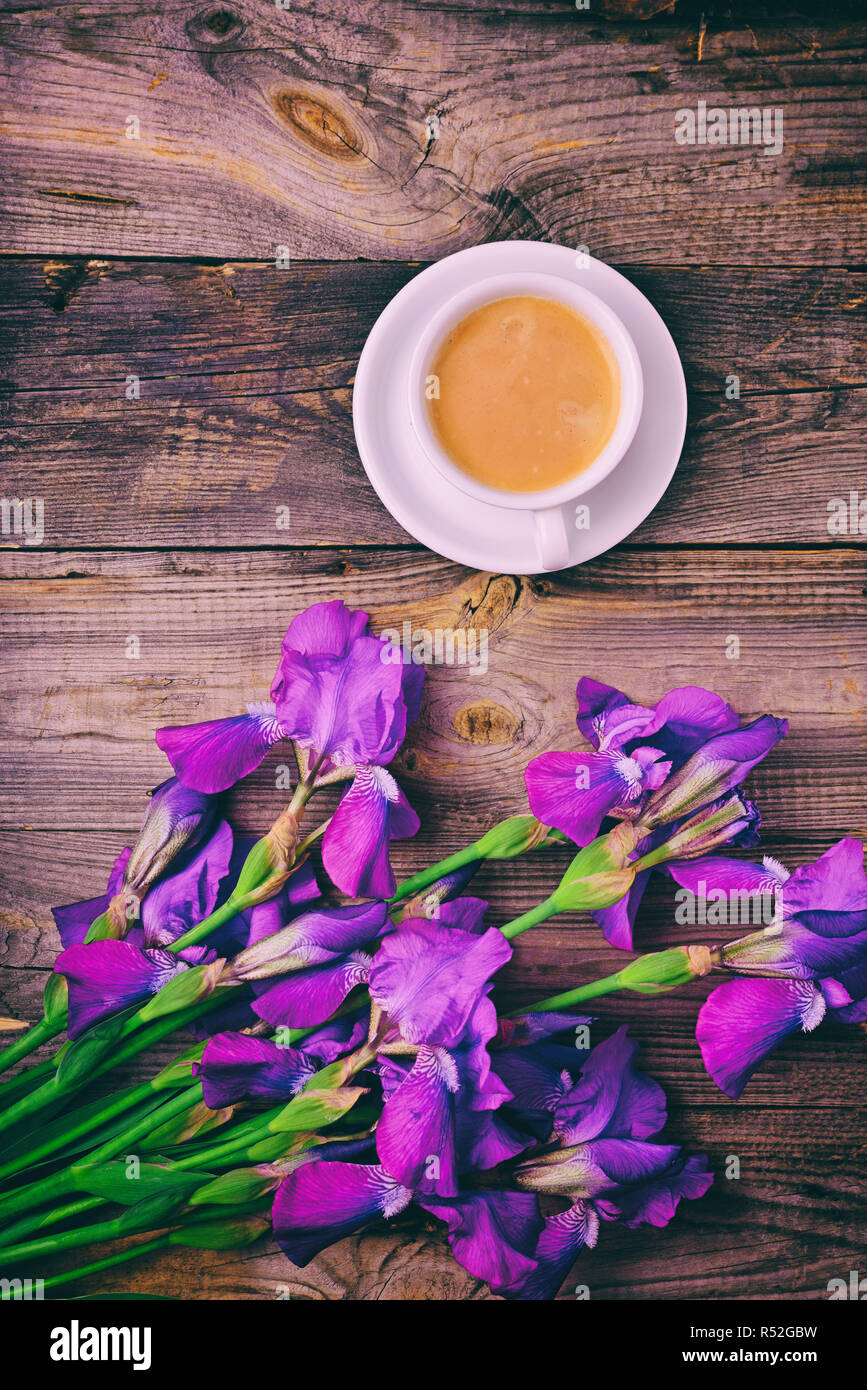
[352,242,687,573]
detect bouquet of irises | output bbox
[1,600,865,1300]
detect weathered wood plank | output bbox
[0,5,864,261]
[2,373,864,549]
[2,261,864,393]
[2,259,863,548]
[0,549,864,833]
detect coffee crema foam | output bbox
[428,294,621,493]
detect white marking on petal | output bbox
[368,765,400,803]
[425,1045,460,1093]
[612,754,645,801]
[381,1179,414,1219]
[796,982,826,1033]
[246,700,285,742]
[762,855,791,884]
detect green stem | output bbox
[389,843,482,903]
[0,1083,203,1233]
[0,1070,195,1183]
[295,818,331,858]
[0,1208,171,1266]
[165,896,246,956]
[32,1200,269,1295]
[38,1233,171,1295]
[520,947,706,1014]
[0,1018,63,1076]
[170,1110,282,1170]
[0,1196,269,1270]
[0,1056,57,1108]
[518,970,632,1014]
[0,1196,104,1249]
[88,1082,203,1163]
[499,896,560,940]
[0,998,216,1140]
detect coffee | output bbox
[427,294,621,493]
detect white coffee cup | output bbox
[407,271,644,570]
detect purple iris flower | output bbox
[156,601,423,793]
[495,1027,712,1297]
[52,779,223,943]
[53,818,236,1034]
[193,1009,368,1107]
[368,919,517,1195]
[248,901,390,1030]
[271,600,424,769]
[321,766,420,898]
[526,679,784,852]
[270,1025,711,1299]
[273,1161,414,1268]
[696,976,858,1099]
[52,823,324,1038]
[639,715,788,829]
[525,745,671,850]
[526,679,741,849]
[669,838,867,979]
[690,838,867,1096]
[54,940,192,1038]
[527,679,784,952]
[693,843,867,1095]
[369,918,512,1047]
[376,996,527,1197]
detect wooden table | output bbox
[1,1,864,1300]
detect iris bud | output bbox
[615,945,713,995]
[229,807,300,909]
[136,959,225,1024]
[635,793,759,869]
[550,824,638,912]
[189,1166,283,1206]
[474,815,551,860]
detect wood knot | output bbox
[187,9,243,43]
[453,702,521,745]
[459,574,523,635]
[274,92,362,161]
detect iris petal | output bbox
[419,1191,544,1296]
[376,1046,460,1196]
[194,1032,318,1107]
[251,952,372,1029]
[554,1026,667,1143]
[55,940,186,1037]
[273,1161,412,1267]
[322,767,419,897]
[156,707,284,793]
[696,977,826,1098]
[369,921,511,1048]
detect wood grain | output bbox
[1,548,865,833]
[1,0,865,1305]
[1,260,864,547]
[1,5,864,262]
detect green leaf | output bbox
[71,1160,214,1206]
[269,1085,366,1133]
[55,1009,134,1090]
[189,1167,279,1206]
[168,1215,270,1249]
[137,961,224,1024]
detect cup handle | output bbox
[533,505,571,571]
